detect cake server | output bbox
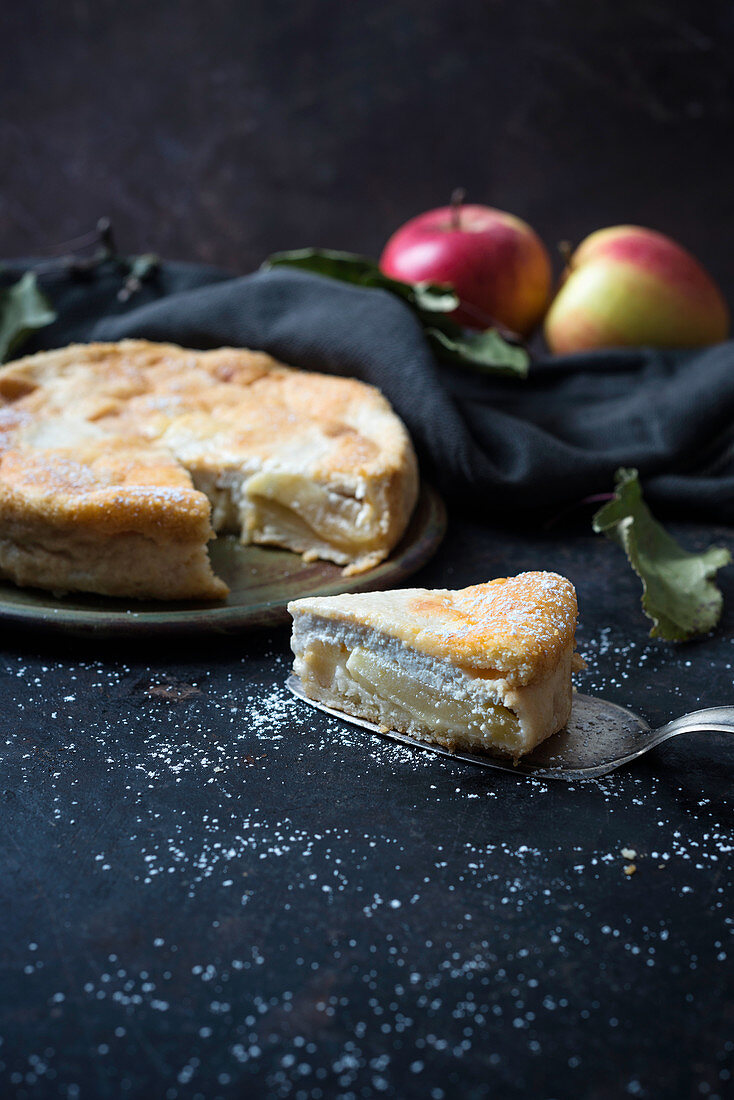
[287,675,734,781]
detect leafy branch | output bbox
[28,218,160,301]
[0,219,160,362]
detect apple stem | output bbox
[450,188,466,230]
[558,239,574,268]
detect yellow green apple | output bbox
[544,226,729,354]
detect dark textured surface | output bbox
[4,1,734,299]
[2,514,733,1099]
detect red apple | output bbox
[379,198,552,335]
[544,225,730,354]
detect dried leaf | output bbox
[0,272,56,362]
[593,468,731,641]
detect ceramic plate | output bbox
[0,483,445,638]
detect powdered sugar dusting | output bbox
[0,606,731,1097]
[295,572,578,684]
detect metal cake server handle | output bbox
[287,675,734,781]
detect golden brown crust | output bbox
[2,341,414,481]
[0,441,212,537]
[0,340,419,598]
[288,572,579,687]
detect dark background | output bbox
[4,0,734,298]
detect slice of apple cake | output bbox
[289,572,584,758]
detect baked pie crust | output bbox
[289,572,584,758]
[0,341,419,599]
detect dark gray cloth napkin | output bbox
[8,258,734,523]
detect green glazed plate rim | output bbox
[0,482,446,638]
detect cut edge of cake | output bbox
[288,572,584,758]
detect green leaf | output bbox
[592,467,731,641]
[426,326,529,378]
[266,247,379,283]
[0,272,57,362]
[404,282,458,314]
[265,248,459,313]
[263,247,528,377]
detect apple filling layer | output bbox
[293,632,540,755]
[245,471,385,565]
[345,646,522,752]
[192,468,391,572]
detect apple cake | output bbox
[0,340,419,599]
[289,572,584,758]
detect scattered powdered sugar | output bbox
[0,617,732,1099]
